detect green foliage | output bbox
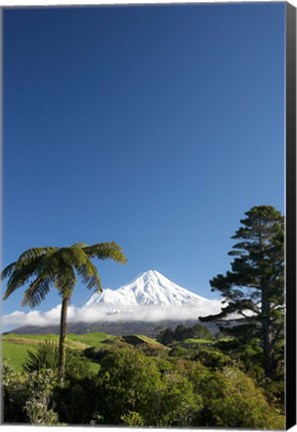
[192,346,233,370]
[23,369,61,425]
[157,369,202,426]
[2,241,127,385]
[201,205,284,379]
[157,327,175,344]
[53,375,98,424]
[94,347,201,426]
[2,357,29,423]
[2,358,61,425]
[157,323,213,345]
[121,411,145,426]
[23,339,59,373]
[2,242,127,306]
[209,367,285,429]
[176,360,284,429]
[2,330,284,428]
[187,324,214,340]
[215,337,265,382]
[64,349,93,380]
[169,345,190,358]
[23,338,93,380]
[95,347,162,424]
[2,332,108,374]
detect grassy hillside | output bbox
[2,331,228,373]
[2,332,169,373]
[2,340,38,372]
[2,332,113,373]
[122,334,163,346]
[182,338,215,345]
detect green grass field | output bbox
[2,340,38,372]
[2,332,111,373]
[66,332,111,347]
[2,332,172,374]
[135,334,165,346]
[183,338,215,345]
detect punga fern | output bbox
[2,242,127,385]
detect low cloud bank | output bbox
[2,300,224,333]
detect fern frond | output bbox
[71,242,88,248]
[21,276,52,308]
[63,247,102,292]
[77,260,102,291]
[2,242,126,306]
[83,242,127,264]
[53,260,76,298]
[1,262,16,281]
[3,256,44,300]
[17,247,57,266]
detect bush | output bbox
[158,370,202,426]
[209,367,285,429]
[121,411,144,426]
[24,369,60,425]
[53,375,98,424]
[23,339,59,373]
[23,339,92,380]
[2,359,61,425]
[94,347,202,426]
[95,347,162,425]
[192,346,233,369]
[2,357,28,423]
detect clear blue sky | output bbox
[3,3,285,316]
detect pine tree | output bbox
[200,206,284,378]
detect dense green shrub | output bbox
[93,347,202,426]
[23,369,60,425]
[53,376,98,424]
[2,358,60,425]
[175,360,284,429]
[121,411,145,426]
[209,367,285,429]
[23,339,59,373]
[2,357,28,423]
[157,323,213,345]
[192,346,233,369]
[23,339,92,380]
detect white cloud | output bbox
[2,300,224,333]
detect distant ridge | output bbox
[5,319,219,337]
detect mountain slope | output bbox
[86,270,212,308]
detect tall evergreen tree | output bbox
[2,241,127,385]
[200,206,284,378]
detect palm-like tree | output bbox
[2,241,127,385]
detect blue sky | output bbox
[3,3,285,318]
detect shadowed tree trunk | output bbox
[58,296,69,386]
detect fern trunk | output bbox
[58,296,69,386]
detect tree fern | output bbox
[2,241,127,385]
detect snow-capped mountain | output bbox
[3,270,223,333]
[86,270,213,308]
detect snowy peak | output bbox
[86,270,211,308]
